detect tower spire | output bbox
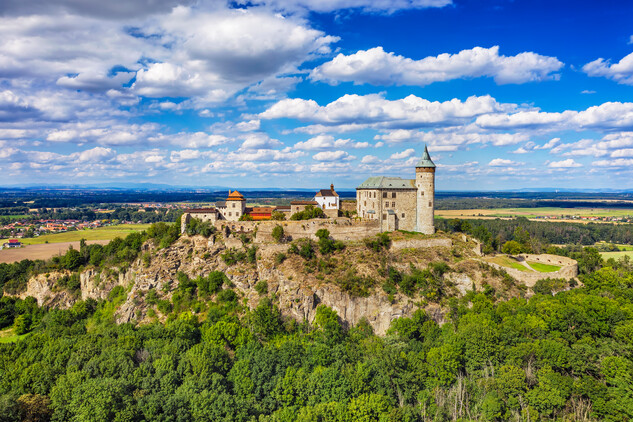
[416,144,435,168]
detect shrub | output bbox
[271,211,286,221]
[255,281,268,296]
[364,233,391,252]
[217,289,237,303]
[221,249,247,265]
[290,205,325,221]
[272,225,284,243]
[274,253,287,265]
[288,239,315,260]
[185,218,216,237]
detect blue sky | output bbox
[1,0,633,190]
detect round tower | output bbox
[415,145,435,234]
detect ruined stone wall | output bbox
[390,238,453,250]
[484,254,578,287]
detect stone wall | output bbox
[390,238,452,250]
[252,218,381,243]
[484,254,578,287]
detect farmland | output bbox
[436,206,633,224]
[17,224,151,245]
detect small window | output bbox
[401,213,405,218]
[228,212,232,216]
[429,201,432,207]
[382,214,386,221]
[364,201,366,206]
[392,192,396,198]
[236,212,239,216]
[373,192,376,198]
[391,202,395,207]
[420,191,424,196]
[382,192,387,198]
[385,202,388,208]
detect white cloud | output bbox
[538,137,560,149]
[153,132,232,148]
[361,155,380,164]
[170,149,201,162]
[312,150,353,161]
[261,93,514,128]
[240,133,283,150]
[593,158,633,167]
[583,52,633,85]
[489,158,522,167]
[311,46,563,86]
[390,148,416,159]
[549,159,581,168]
[293,134,368,150]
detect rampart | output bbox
[211,218,381,243]
[484,254,578,287]
[390,238,452,250]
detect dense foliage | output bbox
[437,217,633,248]
[290,205,325,221]
[0,259,632,421]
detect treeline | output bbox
[437,217,633,246]
[0,256,632,420]
[0,207,181,225]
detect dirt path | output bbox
[0,240,111,264]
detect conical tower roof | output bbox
[416,145,435,168]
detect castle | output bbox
[356,146,435,234]
[181,146,436,236]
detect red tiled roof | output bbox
[227,190,245,201]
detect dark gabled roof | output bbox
[291,200,318,205]
[356,176,416,190]
[185,208,217,214]
[315,189,338,197]
[215,201,226,208]
[416,145,436,168]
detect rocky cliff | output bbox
[12,232,527,335]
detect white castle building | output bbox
[356,146,435,234]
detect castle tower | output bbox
[226,190,246,221]
[415,145,435,234]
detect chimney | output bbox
[330,183,334,192]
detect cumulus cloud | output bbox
[583,52,633,85]
[593,158,633,167]
[261,93,513,129]
[132,8,338,102]
[311,46,563,86]
[293,134,368,150]
[312,150,353,161]
[549,159,581,168]
[390,149,416,159]
[488,158,522,167]
[240,133,283,150]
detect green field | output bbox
[527,261,561,272]
[487,256,529,271]
[600,250,633,260]
[15,224,152,245]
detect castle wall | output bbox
[357,188,416,232]
[213,218,381,243]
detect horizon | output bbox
[1,1,633,190]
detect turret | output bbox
[415,145,435,234]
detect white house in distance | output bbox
[314,184,339,210]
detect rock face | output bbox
[12,232,522,335]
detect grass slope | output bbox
[527,261,561,272]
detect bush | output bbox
[255,281,268,296]
[290,205,325,221]
[501,240,524,255]
[274,253,287,265]
[364,233,391,252]
[217,289,237,303]
[185,218,216,237]
[271,211,286,221]
[221,249,247,265]
[288,239,315,260]
[272,225,284,243]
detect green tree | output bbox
[272,225,284,243]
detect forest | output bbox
[0,220,632,421]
